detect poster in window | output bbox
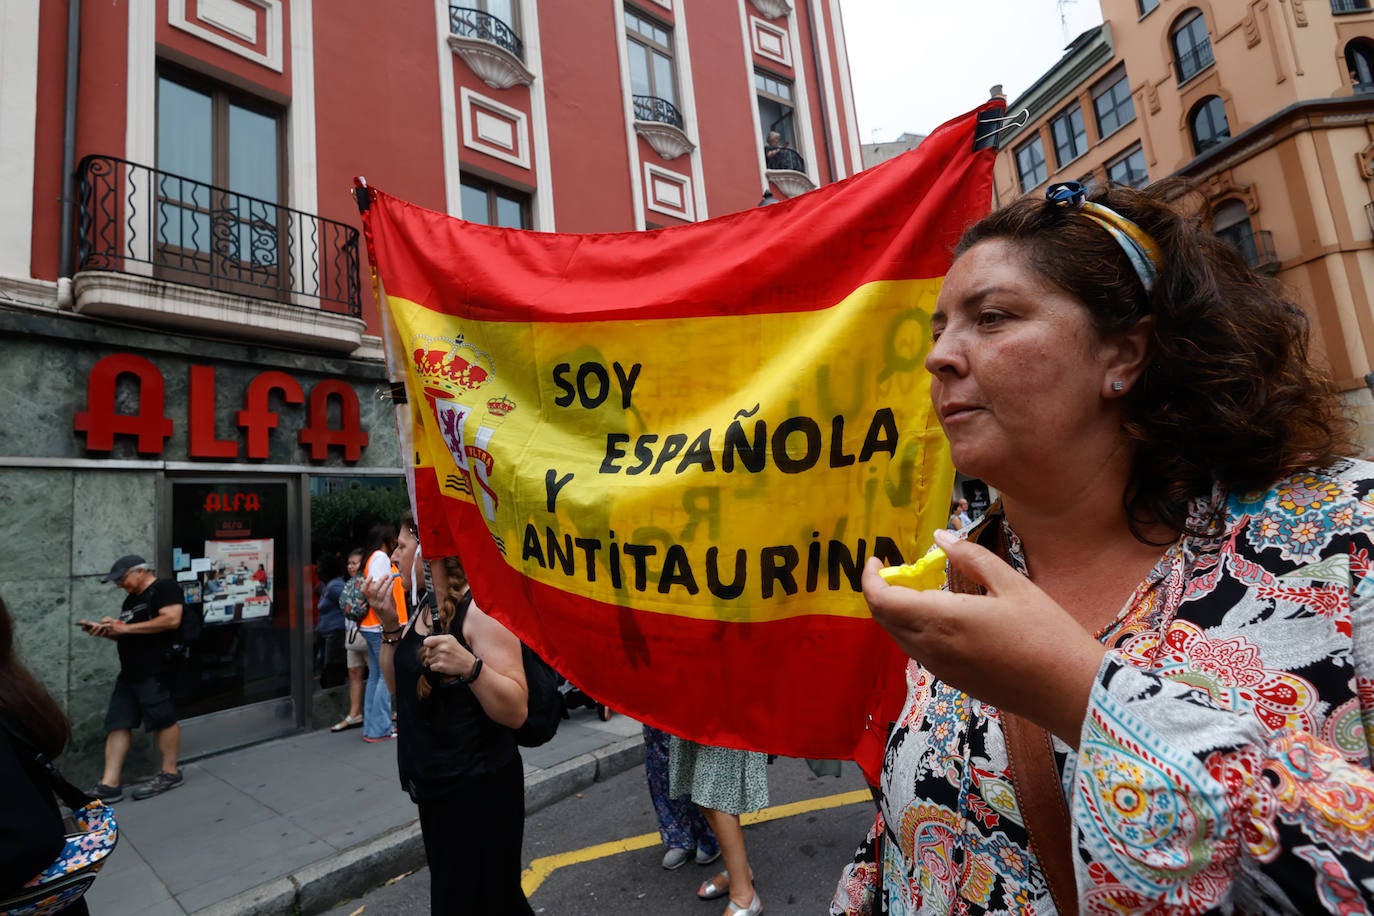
[204,538,274,620]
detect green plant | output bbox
[310,483,409,560]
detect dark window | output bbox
[1172,10,1214,82]
[1213,198,1255,261]
[1347,39,1374,92]
[1138,0,1159,14]
[1106,144,1149,187]
[626,8,676,107]
[756,71,798,152]
[155,69,284,295]
[1333,0,1373,13]
[1050,103,1088,168]
[1190,96,1230,153]
[460,175,531,229]
[1093,68,1135,138]
[1015,135,1048,191]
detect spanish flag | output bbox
[360,102,1000,779]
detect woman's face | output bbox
[392,527,419,579]
[925,239,1133,493]
[346,554,361,577]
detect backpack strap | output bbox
[953,505,1079,915]
[441,591,474,651]
[0,714,94,812]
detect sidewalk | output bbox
[84,709,645,916]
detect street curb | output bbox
[192,733,645,915]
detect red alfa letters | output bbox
[74,354,370,462]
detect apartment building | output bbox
[995,0,1374,443]
[0,0,861,774]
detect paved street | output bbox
[323,756,875,914]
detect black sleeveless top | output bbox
[394,593,520,802]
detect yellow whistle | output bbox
[878,546,947,591]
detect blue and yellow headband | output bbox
[1046,181,1162,294]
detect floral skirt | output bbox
[667,737,769,815]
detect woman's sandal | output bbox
[330,714,363,732]
[698,869,754,901]
[725,893,762,915]
[698,870,730,901]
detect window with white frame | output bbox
[626,7,681,127]
[757,71,803,170]
[460,174,530,229]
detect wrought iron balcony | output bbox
[633,95,685,130]
[1175,45,1215,82]
[765,147,806,172]
[1333,0,1372,13]
[450,6,523,60]
[75,155,360,318]
[1233,229,1279,273]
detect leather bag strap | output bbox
[1001,712,1078,916]
[955,507,1079,914]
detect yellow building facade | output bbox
[995,0,1374,445]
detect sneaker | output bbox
[131,769,183,800]
[662,847,690,870]
[88,782,123,803]
[696,846,722,866]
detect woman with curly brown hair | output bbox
[833,180,1374,914]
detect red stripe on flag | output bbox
[364,104,996,323]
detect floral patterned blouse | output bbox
[832,460,1374,915]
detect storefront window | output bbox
[170,481,291,719]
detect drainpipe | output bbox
[804,4,836,184]
[56,0,81,309]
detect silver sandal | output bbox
[726,893,762,915]
[698,870,730,900]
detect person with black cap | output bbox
[78,554,185,802]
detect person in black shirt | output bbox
[79,554,185,802]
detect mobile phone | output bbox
[77,620,96,631]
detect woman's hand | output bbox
[420,633,479,680]
[361,575,399,629]
[863,529,1108,746]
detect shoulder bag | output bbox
[0,720,119,916]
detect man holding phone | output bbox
[79,554,185,802]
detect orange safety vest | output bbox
[359,550,409,629]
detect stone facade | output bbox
[0,301,401,781]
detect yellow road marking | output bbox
[521,788,871,896]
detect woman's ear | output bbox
[1102,316,1153,397]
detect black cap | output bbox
[101,555,148,583]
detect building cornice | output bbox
[1176,95,1374,179]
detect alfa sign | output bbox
[73,353,369,462]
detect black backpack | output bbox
[451,595,565,748]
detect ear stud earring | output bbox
[1111,380,1125,392]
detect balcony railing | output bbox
[1333,0,1372,13]
[449,6,523,59]
[1234,229,1279,273]
[76,155,360,317]
[1175,44,1215,81]
[765,147,806,172]
[632,95,685,130]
